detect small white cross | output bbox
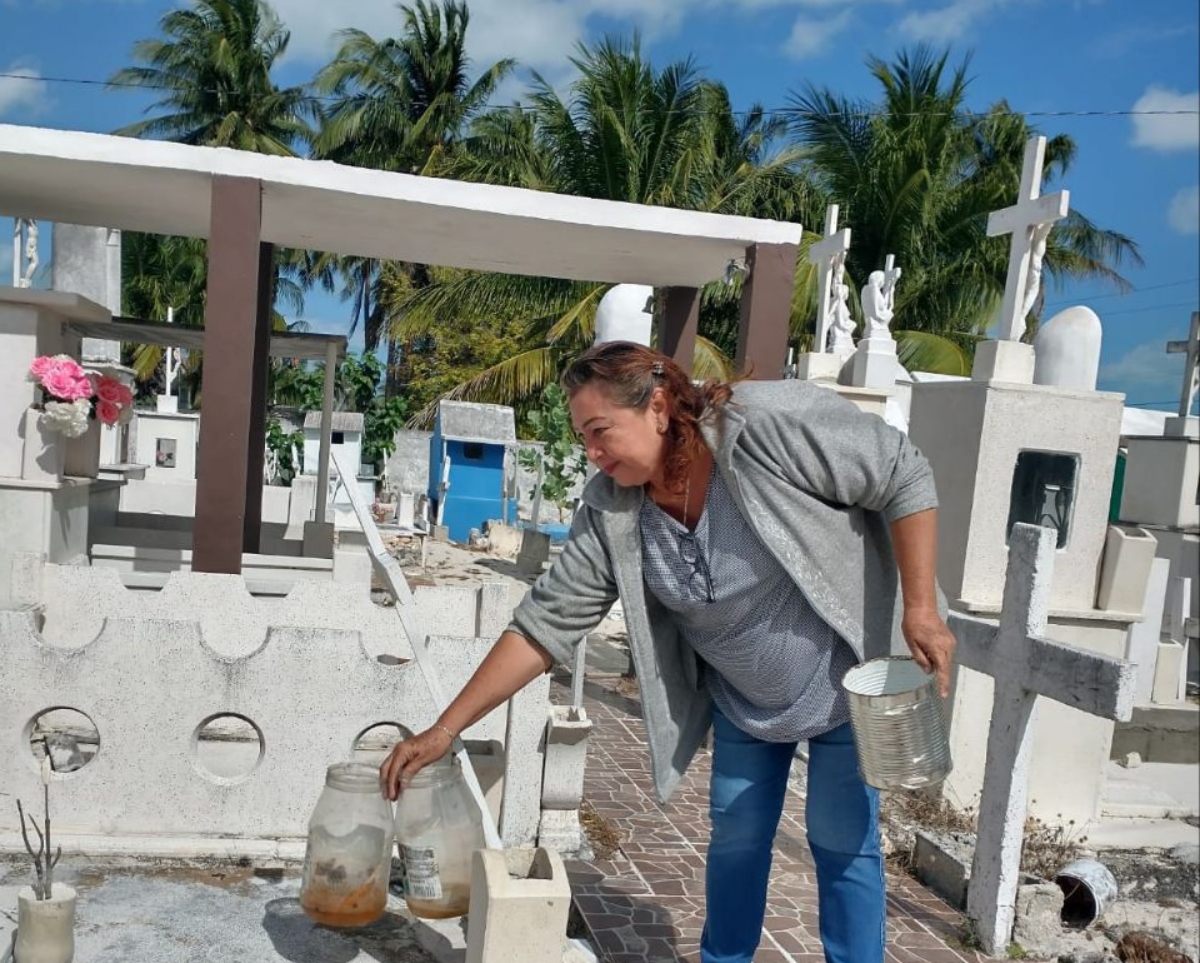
[1166,310,1199,418]
[808,204,852,352]
[986,137,1070,342]
[948,524,1135,954]
[883,253,902,311]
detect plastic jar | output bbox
[393,756,488,919]
[299,762,395,927]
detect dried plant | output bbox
[16,758,61,900]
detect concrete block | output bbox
[19,408,64,483]
[541,707,591,810]
[516,529,551,575]
[1129,558,1172,704]
[465,848,571,963]
[971,339,1035,384]
[477,581,511,639]
[793,351,842,382]
[396,492,415,528]
[502,671,551,847]
[913,829,972,909]
[1111,703,1199,764]
[537,808,585,855]
[1120,434,1199,530]
[1096,525,1157,614]
[848,336,898,389]
[332,546,372,588]
[1012,882,1066,960]
[302,520,334,559]
[1152,640,1186,705]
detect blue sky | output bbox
[2,0,1197,409]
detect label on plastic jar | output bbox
[400,845,444,900]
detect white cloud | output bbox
[785,9,855,59]
[896,0,1019,43]
[1100,340,1185,396]
[1168,185,1200,235]
[0,63,48,119]
[264,0,900,73]
[1130,86,1200,152]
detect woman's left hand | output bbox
[901,608,957,698]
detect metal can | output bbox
[842,656,953,791]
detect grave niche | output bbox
[1006,450,1079,550]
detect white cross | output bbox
[1166,310,1199,418]
[163,305,182,398]
[808,204,852,353]
[986,137,1070,342]
[946,523,1136,955]
[883,253,902,312]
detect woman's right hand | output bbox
[379,726,454,801]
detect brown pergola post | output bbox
[193,176,267,574]
[242,241,275,554]
[735,243,798,380]
[658,287,700,375]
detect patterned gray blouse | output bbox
[639,465,858,743]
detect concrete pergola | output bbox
[0,123,802,574]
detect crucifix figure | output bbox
[13,217,39,288]
[164,305,183,398]
[1167,311,1200,418]
[863,254,903,340]
[808,204,852,353]
[986,137,1070,342]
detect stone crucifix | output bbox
[808,204,852,353]
[163,305,182,398]
[987,137,1070,342]
[946,523,1136,955]
[13,217,39,288]
[1167,310,1199,418]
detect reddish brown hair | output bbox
[560,341,734,493]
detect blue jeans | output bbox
[700,708,885,963]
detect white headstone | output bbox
[1033,305,1102,391]
[808,205,851,353]
[987,137,1070,342]
[51,223,123,364]
[593,284,654,347]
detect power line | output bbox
[2,70,1199,119]
[1087,299,1197,318]
[1044,278,1200,309]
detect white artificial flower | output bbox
[41,398,92,438]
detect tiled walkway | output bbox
[556,672,990,963]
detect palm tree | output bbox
[108,0,313,154]
[786,47,1141,373]
[121,231,305,401]
[390,36,810,420]
[110,0,314,392]
[309,0,515,388]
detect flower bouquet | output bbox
[29,355,134,438]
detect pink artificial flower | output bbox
[115,383,134,407]
[42,368,95,402]
[95,377,125,404]
[96,400,121,426]
[29,356,56,379]
[46,356,87,382]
